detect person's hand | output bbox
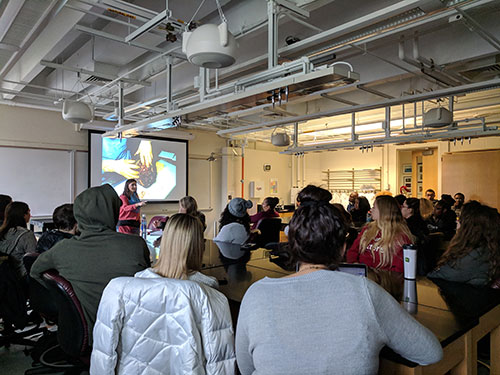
[135,140,153,168]
[102,159,140,179]
[136,201,146,207]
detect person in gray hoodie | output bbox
[0,201,37,280]
[31,184,151,343]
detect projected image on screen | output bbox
[89,131,188,202]
[102,138,177,200]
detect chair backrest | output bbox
[42,270,90,363]
[255,218,282,247]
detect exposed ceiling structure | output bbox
[0,0,499,152]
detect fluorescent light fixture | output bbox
[358,133,386,140]
[302,138,346,146]
[389,117,421,128]
[305,122,383,137]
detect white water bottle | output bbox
[141,214,147,239]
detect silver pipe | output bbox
[217,78,500,135]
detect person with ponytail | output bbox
[347,195,413,273]
[0,201,37,279]
[250,196,280,228]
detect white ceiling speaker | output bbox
[271,132,290,147]
[423,107,453,128]
[182,22,237,69]
[62,100,93,124]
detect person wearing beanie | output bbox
[214,198,253,259]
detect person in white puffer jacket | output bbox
[90,213,236,375]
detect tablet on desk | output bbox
[338,263,367,277]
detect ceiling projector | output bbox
[271,132,290,147]
[182,22,237,69]
[423,107,453,128]
[62,100,93,124]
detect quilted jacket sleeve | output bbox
[90,278,126,375]
[199,286,236,375]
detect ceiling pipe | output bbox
[217,78,500,136]
[95,0,495,134]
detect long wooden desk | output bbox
[201,246,500,375]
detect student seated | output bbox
[179,195,206,231]
[419,198,434,220]
[283,185,332,237]
[426,199,456,240]
[350,195,371,227]
[138,213,218,289]
[214,198,252,246]
[91,213,235,375]
[235,200,442,375]
[347,195,413,273]
[250,196,280,229]
[31,184,150,344]
[428,201,500,286]
[0,201,37,281]
[401,198,429,244]
[36,204,77,253]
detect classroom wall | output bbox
[302,148,384,192]
[0,104,87,150]
[222,147,292,206]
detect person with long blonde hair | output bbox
[347,195,413,273]
[91,213,236,374]
[143,213,218,288]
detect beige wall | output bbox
[0,104,87,150]
[223,147,292,206]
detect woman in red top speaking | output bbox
[347,195,413,273]
[118,179,146,235]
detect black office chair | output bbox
[0,255,44,350]
[25,270,90,375]
[255,217,282,248]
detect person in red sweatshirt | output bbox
[347,195,413,273]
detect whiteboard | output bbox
[0,146,88,217]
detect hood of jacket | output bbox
[74,184,120,232]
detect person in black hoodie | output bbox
[401,198,430,274]
[36,204,77,254]
[31,184,151,343]
[426,199,456,240]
